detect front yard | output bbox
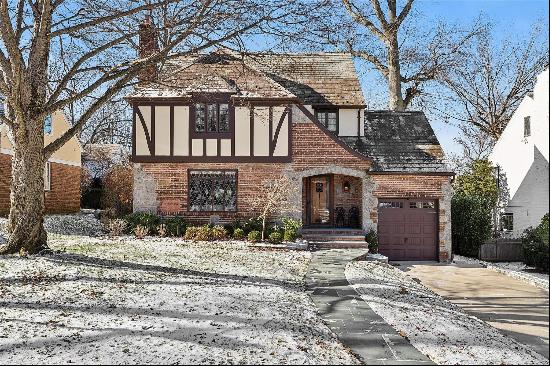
[0,232,358,364]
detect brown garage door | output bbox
[378,199,438,261]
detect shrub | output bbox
[134,225,149,239]
[124,212,161,235]
[164,217,187,237]
[211,225,228,241]
[184,225,211,241]
[233,228,245,240]
[268,231,283,244]
[365,229,378,253]
[451,193,492,257]
[101,164,133,217]
[522,214,549,272]
[267,225,284,237]
[242,217,263,234]
[282,217,301,242]
[157,224,167,237]
[108,219,126,236]
[248,230,261,243]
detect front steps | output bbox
[301,228,368,250]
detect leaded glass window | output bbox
[189,170,237,212]
[194,102,230,133]
[315,110,338,133]
[195,104,206,132]
[219,104,229,132]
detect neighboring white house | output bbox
[489,68,549,237]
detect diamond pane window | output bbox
[189,171,237,212]
[207,104,218,132]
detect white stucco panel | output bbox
[235,107,250,156]
[173,106,189,156]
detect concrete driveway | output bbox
[397,261,549,360]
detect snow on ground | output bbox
[453,255,549,292]
[0,213,104,239]
[345,260,548,365]
[0,235,359,364]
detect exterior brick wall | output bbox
[133,120,453,262]
[136,121,372,223]
[0,153,81,216]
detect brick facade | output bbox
[0,153,81,216]
[134,120,453,261]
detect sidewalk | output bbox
[306,249,433,365]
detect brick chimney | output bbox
[138,15,159,84]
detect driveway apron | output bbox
[401,262,550,360]
[306,249,433,365]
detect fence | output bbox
[479,238,523,262]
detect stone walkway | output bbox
[306,249,433,365]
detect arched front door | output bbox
[306,175,332,226]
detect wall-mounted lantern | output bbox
[343,181,350,193]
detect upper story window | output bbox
[315,109,338,133]
[500,212,513,231]
[524,116,531,137]
[44,115,53,134]
[194,103,230,133]
[0,96,5,117]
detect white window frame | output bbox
[44,162,51,191]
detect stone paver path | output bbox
[306,249,433,365]
[401,262,550,360]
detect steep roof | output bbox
[340,111,452,173]
[129,51,365,105]
[247,53,365,106]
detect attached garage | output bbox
[377,199,438,261]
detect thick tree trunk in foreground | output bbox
[0,122,48,255]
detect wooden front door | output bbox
[308,176,332,225]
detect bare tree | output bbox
[332,0,479,110]
[248,175,300,240]
[0,0,301,254]
[441,24,548,141]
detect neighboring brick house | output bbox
[0,110,82,216]
[128,22,454,261]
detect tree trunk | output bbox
[0,122,48,255]
[387,33,406,111]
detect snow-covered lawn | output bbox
[453,255,549,292]
[345,260,548,365]
[0,234,359,364]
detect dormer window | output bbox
[524,116,531,137]
[194,102,230,134]
[315,109,338,134]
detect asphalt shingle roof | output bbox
[340,111,452,173]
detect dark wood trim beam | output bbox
[132,155,292,163]
[135,106,154,155]
[270,107,289,156]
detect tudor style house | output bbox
[490,68,549,237]
[128,21,454,261]
[0,108,82,216]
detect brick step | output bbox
[301,229,365,236]
[309,241,369,249]
[302,235,366,242]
